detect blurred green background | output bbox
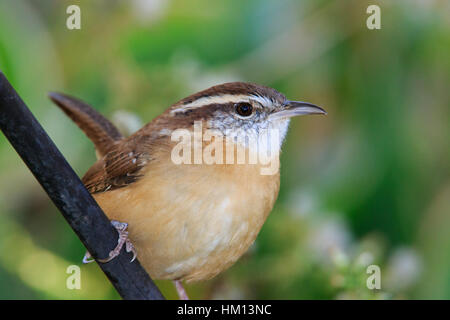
[0,0,449,299]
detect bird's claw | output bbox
[82,251,95,264]
[82,220,137,264]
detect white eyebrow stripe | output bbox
[252,95,274,108]
[170,94,272,114]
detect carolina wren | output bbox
[49,82,326,299]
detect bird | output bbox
[49,82,326,299]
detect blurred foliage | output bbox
[0,0,449,299]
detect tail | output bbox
[48,92,124,157]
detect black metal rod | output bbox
[0,71,164,300]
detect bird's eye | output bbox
[235,102,253,117]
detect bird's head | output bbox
[162,82,326,147]
[150,82,326,174]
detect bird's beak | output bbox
[269,101,327,120]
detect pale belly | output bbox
[93,162,280,282]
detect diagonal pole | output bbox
[0,71,164,300]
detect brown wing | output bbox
[82,139,151,194]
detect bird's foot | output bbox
[82,251,94,264]
[82,220,137,264]
[173,280,189,300]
